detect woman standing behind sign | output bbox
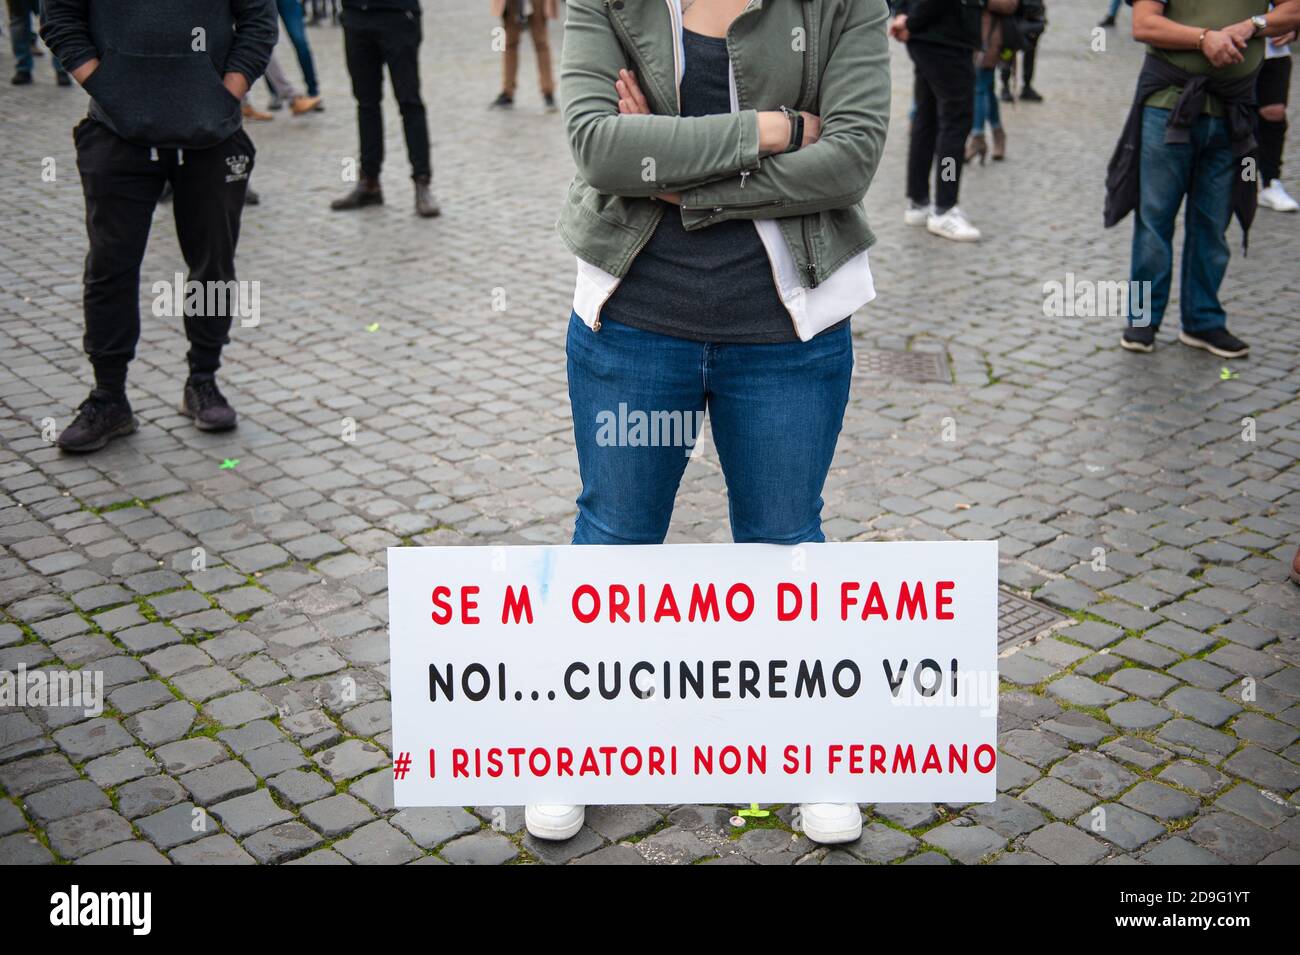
[540,0,891,846]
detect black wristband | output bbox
[781,106,802,153]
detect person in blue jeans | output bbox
[1100,0,1124,28]
[1116,0,1300,358]
[8,0,68,85]
[276,0,320,99]
[1126,105,1234,345]
[542,0,889,848]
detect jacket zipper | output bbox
[592,0,684,332]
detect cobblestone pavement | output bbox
[2,2,1298,865]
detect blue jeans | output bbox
[972,67,1001,135]
[10,0,65,76]
[1127,106,1233,333]
[566,313,853,545]
[1106,0,1123,17]
[278,0,319,96]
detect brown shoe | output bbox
[1290,545,1300,586]
[242,102,274,122]
[964,133,987,165]
[331,176,383,211]
[290,95,321,115]
[414,175,441,218]
[992,127,1007,161]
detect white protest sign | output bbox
[388,541,998,806]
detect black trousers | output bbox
[1257,55,1291,184]
[906,40,975,213]
[74,118,254,394]
[342,9,431,180]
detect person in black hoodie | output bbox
[330,0,440,217]
[890,0,984,241]
[41,0,278,453]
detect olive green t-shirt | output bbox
[1145,0,1269,116]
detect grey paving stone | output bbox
[1106,699,1173,731]
[46,808,134,859]
[154,737,229,775]
[1074,803,1165,850]
[1221,746,1300,793]
[52,717,135,762]
[630,826,711,865]
[1049,752,1137,799]
[1120,781,1200,821]
[390,807,481,848]
[1186,812,1285,864]
[76,840,171,865]
[573,845,648,865]
[211,789,295,837]
[0,832,56,865]
[268,769,337,807]
[243,822,325,864]
[1158,760,1232,797]
[872,803,940,829]
[1139,836,1227,865]
[966,794,1047,838]
[1106,666,1180,699]
[124,700,197,747]
[921,821,1007,864]
[439,829,520,865]
[115,775,188,820]
[333,820,422,865]
[24,779,110,824]
[313,738,389,781]
[169,833,257,865]
[1164,687,1242,728]
[1023,821,1109,865]
[1099,736,1173,772]
[582,804,663,842]
[178,760,258,806]
[301,794,376,837]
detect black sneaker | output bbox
[1178,328,1249,359]
[244,186,260,206]
[58,390,136,453]
[12,70,32,85]
[543,92,558,113]
[490,92,514,109]
[999,84,1013,103]
[57,72,72,87]
[1021,85,1043,102]
[180,375,238,431]
[1099,15,1116,27]
[1120,326,1156,353]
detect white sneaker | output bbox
[903,201,932,226]
[524,803,584,841]
[927,205,981,241]
[798,802,863,844]
[1259,179,1299,213]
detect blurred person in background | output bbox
[488,0,558,112]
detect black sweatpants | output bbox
[342,9,431,181]
[74,118,254,394]
[906,40,975,214]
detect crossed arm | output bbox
[561,0,891,222]
[1131,0,1300,68]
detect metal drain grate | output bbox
[998,588,1068,652]
[854,348,951,384]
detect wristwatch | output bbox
[1251,14,1268,36]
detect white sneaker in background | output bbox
[799,803,863,844]
[926,205,982,241]
[524,804,584,841]
[904,201,932,226]
[1259,179,1299,213]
